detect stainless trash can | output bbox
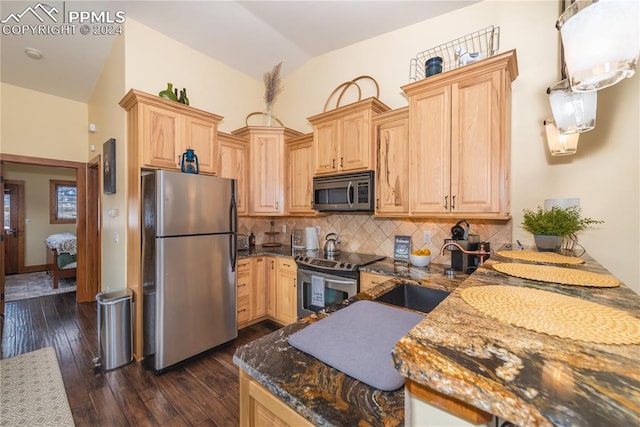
[95,289,133,370]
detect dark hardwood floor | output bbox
[1,292,280,426]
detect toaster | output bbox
[237,234,250,251]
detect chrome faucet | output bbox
[439,241,492,266]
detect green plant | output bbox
[521,205,603,237]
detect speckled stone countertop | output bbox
[237,244,300,259]
[392,250,640,426]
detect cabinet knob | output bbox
[275,200,279,210]
[444,196,448,210]
[376,198,380,210]
[340,157,343,168]
[332,159,335,169]
[451,195,456,210]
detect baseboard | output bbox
[22,264,48,273]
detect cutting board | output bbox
[288,300,424,391]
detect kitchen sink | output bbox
[373,284,450,314]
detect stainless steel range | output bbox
[295,252,385,318]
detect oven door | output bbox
[297,268,357,318]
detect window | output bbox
[50,180,77,224]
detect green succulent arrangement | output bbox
[521,205,603,237]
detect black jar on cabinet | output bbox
[425,56,443,77]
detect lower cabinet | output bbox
[237,256,297,329]
[238,257,267,328]
[359,271,390,292]
[239,370,313,427]
[274,258,298,325]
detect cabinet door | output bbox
[359,271,389,292]
[219,136,248,215]
[185,116,217,175]
[266,257,277,317]
[410,86,451,214]
[142,104,181,169]
[451,71,502,213]
[251,133,284,214]
[252,257,267,319]
[376,114,409,214]
[313,120,338,174]
[285,137,314,214]
[275,258,297,325]
[340,110,370,171]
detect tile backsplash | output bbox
[239,215,512,262]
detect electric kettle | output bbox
[324,232,341,255]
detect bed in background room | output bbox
[45,233,77,289]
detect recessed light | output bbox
[25,48,43,60]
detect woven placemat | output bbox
[493,262,619,288]
[497,250,584,265]
[460,285,640,344]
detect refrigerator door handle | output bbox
[230,195,238,233]
[230,233,237,272]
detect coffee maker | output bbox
[446,220,490,273]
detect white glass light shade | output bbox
[548,79,597,133]
[558,0,640,91]
[544,119,580,156]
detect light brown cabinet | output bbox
[308,98,390,175]
[373,107,410,215]
[240,371,313,427]
[274,257,298,325]
[232,127,302,215]
[402,50,518,219]
[359,271,390,292]
[218,132,249,215]
[237,259,252,326]
[285,133,315,214]
[132,91,222,175]
[238,257,269,329]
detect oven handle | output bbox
[347,180,354,208]
[323,277,357,286]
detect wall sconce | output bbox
[544,119,580,156]
[557,0,639,92]
[547,79,597,133]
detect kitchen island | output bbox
[234,250,640,426]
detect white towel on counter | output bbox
[311,275,325,307]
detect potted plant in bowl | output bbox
[521,205,603,252]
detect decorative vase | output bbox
[159,83,178,102]
[534,235,562,252]
[264,104,273,126]
[178,88,190,105]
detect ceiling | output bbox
[0,1,477,102]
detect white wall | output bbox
[123,18,263,133]
[276,1,639,291]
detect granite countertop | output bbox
[392,250,640,426]
[233,264,462,426]
[237,244,300,259]
[234,246,640,426]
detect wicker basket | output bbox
[409,26,500,81]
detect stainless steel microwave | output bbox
[313,171,374,212]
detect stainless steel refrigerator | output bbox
[141,170,237,373]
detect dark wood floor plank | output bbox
[2,288,280,427]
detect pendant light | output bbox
[557,0,640,92]
[547,79,597,134]
[544,119,580,156]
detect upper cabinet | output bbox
[218,131,249,216]
[285,133,315,215]
[373,107,410,215]
[121,89,223,175]
[232,126,302,216]
[308,98,390,176]
[402,50,518,219]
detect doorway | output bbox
[0,154,98,319]
[3,181,25,275]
